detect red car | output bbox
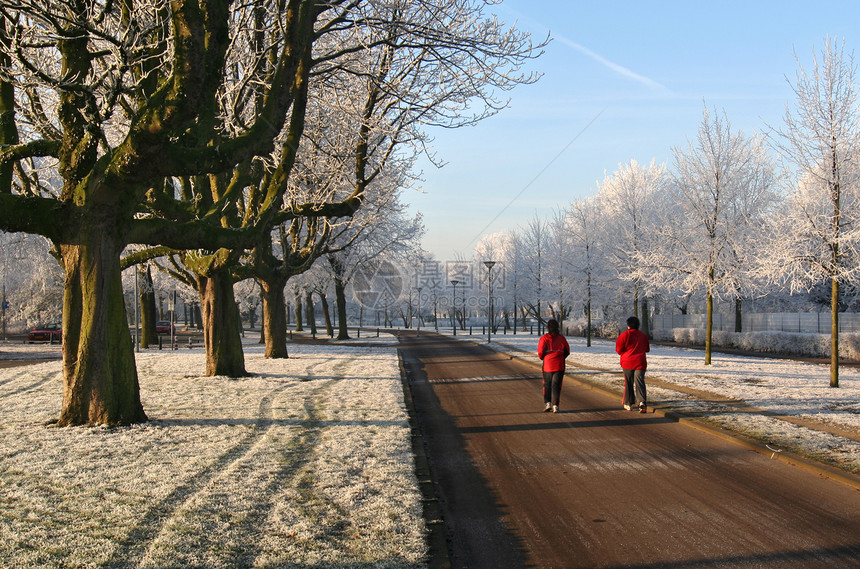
[28,323,62,343]
[156,321,175,334]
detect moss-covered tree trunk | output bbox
[139,265,158,348]
[260,275,289,358]
[197,271,247,377]
[57,220,146,426]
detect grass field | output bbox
[0,340,427,569]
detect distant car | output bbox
[156,321,175,334]
[28,323,62,343]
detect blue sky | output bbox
[408,0,860,261]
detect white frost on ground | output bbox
[478,332,860,475]
[0,337,425,569]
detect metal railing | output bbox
[652,312,860,334]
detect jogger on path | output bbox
[537,319,570,413]
[616,316,650,413]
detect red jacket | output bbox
[537,333,570,372]
[616,328,649,370]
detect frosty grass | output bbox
[0,338,427,569]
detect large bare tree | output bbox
[0,0,543,423]
[0,0,325,424]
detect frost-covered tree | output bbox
[544,209,573,328]
[639,107,777,364]
[474,231,511,332]
[594,159,664,322]
[517,215,548,332]
[327,188,423,339]
[566,195,608,346]
[765,38,860,387]
[1,232,62,331]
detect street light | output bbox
[1,231,7,340]
[416,287,423,332]
[450,280,459,336]
[483,261,496,343]
[432,290,439,332]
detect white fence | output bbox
[652,312,860,334]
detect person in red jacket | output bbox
[616,316,650,413]
[537,319,570,413]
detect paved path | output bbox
[397,332,860,569]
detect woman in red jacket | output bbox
[616,316,650,413]
[537,319,570,413]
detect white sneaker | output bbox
[552,405,559,413]
[623,404,632,411]
[544,402,552,412]
[639,403,647,413]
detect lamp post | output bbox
[1,231,7,340]
[416,287,423,332]
[450,280,459,336]
[483,261,496,343]
[432,290,438,332]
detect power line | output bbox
[466,107,606,248]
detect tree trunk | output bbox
[294,293,303,332]
[260,275,289,358]
[735,297,743,333]
[705,290,714,365]
[641,297,650,338]
[57,224,146,426]
[194,303,203,329]
[334,276,350,340]
[0,29,17,194]
[320,292,333,337]
[197,272,247,377]
[305,291,317,335]
[586,275,592,347]
[633,287,640,321]
[139,265,158,348]
[258,290,266,345]
[831,276,839,387]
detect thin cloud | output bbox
[555,34,671,94]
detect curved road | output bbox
[397,332,860,569]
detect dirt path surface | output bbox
[397,332,860,569]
